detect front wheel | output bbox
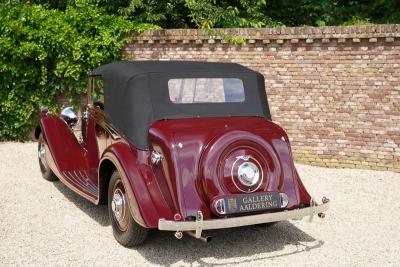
[108,171,148,247]
[38,133,57,181]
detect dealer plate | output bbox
[224,192,282,214]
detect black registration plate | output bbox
[224,192,281,215]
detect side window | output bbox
[92,76,104,110]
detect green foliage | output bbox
[95,0,399,44]
[0,0,399,140]
[93,0,399,28]
[263,0,400,27]
[132,22,161,33]
[0,2,132,140]
[94,0,281,28]
[342,16,372,26]
[8,0,400,27]
[183,0,272,28]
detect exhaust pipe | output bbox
[185,231,212,243]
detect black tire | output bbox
[108,171,148,247]
[38,133,58,181]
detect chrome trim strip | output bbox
[89,106,121,140]
[104,123,121,140]
[65,171,94,195]
[158,201,329,231]
[63,171,98,197]
[45,144,98,204]
[76,170,98,193]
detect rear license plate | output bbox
[224,192,281,215]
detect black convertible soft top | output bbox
[90,61,271,150]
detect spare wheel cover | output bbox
[200,130,282,202]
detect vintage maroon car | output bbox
[36,61,329,246]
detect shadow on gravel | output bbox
[53,180,322,266]
[53,181,110,226]
[136,221,322,266]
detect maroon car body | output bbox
[36,61,329,246]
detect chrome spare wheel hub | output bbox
[237,161,260,187]
[111,188,125,223]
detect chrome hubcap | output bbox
[111,188,125,223]
[39,143,46,160]
[38,142,48,169]
[238,161,260,187]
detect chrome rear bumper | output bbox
[158,198,329,235]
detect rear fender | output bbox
[101,143,174,228]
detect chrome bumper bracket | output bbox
[309,198,315,222]
[195,211,203,238]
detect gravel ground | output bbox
[0,142,399,267]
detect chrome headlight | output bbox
[60,107,78,127]
[151,151,163,165]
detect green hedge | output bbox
[0,3,132,140]
[1,1,398,140]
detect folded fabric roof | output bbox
[90,61,271,150]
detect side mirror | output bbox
[60,107,78,127]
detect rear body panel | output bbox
[148,117,312,221]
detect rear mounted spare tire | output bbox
[200,130,282,206]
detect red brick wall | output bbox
[123,25,400,172]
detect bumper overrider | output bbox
[158,197,330,240]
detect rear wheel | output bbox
[38,134,57,181]
[108,171,148,247]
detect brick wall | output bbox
[123,25,400,172]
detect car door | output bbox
[79,75,109,199]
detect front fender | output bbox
[39,114,88,171]
[101,142,174,228]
